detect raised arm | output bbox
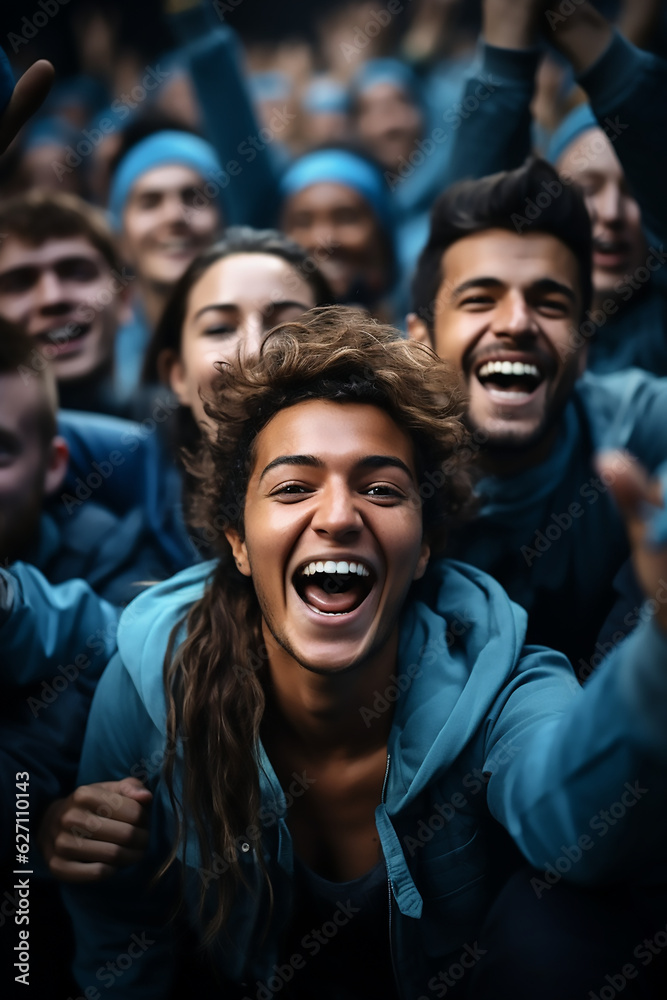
[442,0,542,184]
[166,0,282,227]
[484,450,667,882]
[548,3,667,245]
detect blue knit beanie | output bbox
[280,149,395,237]
[546,103,599,165]
[108,130,222,228]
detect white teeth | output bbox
[477,360,541,379]
[301,560,370,577]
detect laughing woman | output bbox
[63,309,667,999]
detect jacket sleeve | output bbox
[61,652,178,999]
[1,563,119,688]
[169,2,282,228]
[0,567,119,861]
[443,41,540,185]
[484,617,667,884]
[58,409,157,518]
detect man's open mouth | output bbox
[36,322,91,350]
[293,559,375,616]
[592,237,631,267]
[475,358,545,399]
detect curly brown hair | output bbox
[161,306,474,942]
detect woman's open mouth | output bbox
[293,559,375,616]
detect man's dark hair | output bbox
[0,190,122,274]
[411,158,593,332]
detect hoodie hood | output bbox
[116,560,217,732]
[116,556,528,797]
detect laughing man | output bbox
[409,158,667,672]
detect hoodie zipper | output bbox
[382,753,405,1000]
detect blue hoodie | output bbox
[63,558,667,997]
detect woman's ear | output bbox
[413,540,430,581]
[406,312,432,346]
[160,347,192,406]
[224,528,251,577]
[44,435,69,496]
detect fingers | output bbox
[595,451,664,543]
[70,781,152,827]
[596,450,667,633]
[54,806,151,850]
[46,858,119,884]
[109,777,154,803]
[0,59,54,155]
[38,779,153,882]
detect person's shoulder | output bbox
[576,367,666,405]
[575,368,667,455]
[112,560,218,712]
[413,556,528,643]
[575,368,666,429]
[117,560,217,648]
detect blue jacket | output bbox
[58,408,196,580]
[447,368,667,669]
[63,558,667,998]
[0,564,119,862]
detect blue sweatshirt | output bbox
[63,558,667,998]
[0,564,119,861]
[447,367,667,670]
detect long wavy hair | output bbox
[161,306,474,942]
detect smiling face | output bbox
[281,182,388,302]
[225,399,430,676]
[121,164,221,287]
[0,235,120,383]
[557,130,646,301]
[167,253,317,429]
[355,81,423,172]
[409,229,584,461]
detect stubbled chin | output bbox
[467,377,547,442]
